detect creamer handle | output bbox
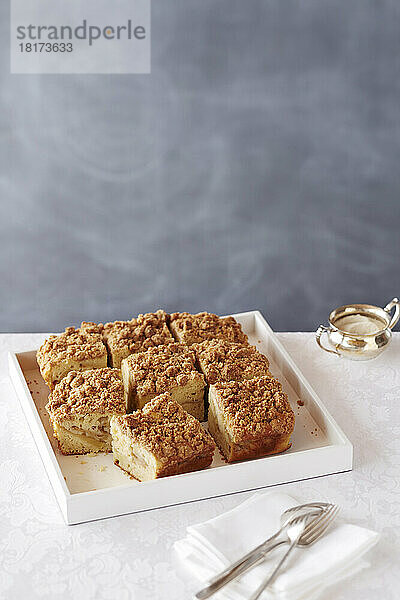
[315,325,340,355]
[384,297,400,329]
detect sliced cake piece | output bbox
[110,394,216,481]
[37,322,108,390]
[121,343,205,420]
[208,376,295,463]
[102,310,174,368]
[195,340,270,385]
[169,312,248,346]
[46,368,125,455]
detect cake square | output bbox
[121,343,205,420]
[169,312,248,346]
[110,393,216,481]
[195,340,270,385]
[46,368,125,455]
[208,376,295,463]
[102,310,174,368]
[37,322,108,390]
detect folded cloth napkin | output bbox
[174,492,379,600]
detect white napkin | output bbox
[174,492,379,600]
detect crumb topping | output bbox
[113,394,215,463]
[169,312,248,345]
[195,340,270,384]
[123,343,204,396]
[37,322,107,370]
[46,368,125,418]
[211,376,295,441]
[103,310,174,353]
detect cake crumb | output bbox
[169,312,248,345]
[80,460,87,465]
[195,339,270,385]
[98,465,107,472]
[113,394,215,462]
[211,377,294,441]
[297,400,304,406]
[124,343,202,397]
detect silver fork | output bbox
[248,504,339,600]
[195,502,331,600]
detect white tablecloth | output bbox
[0,333,398,600]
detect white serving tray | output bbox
[8,311,352,525]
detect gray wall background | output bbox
[1,0,399,333]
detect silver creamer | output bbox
[316,298,399,360]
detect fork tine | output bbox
[304,506,339,544]
[284,502,332,520]
[282,506,331,537]
[301,505,336,537]
[286,502,332,514]
[311,506,339,536]
[302,505,339,544]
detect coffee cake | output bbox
[121,343,205,420]
[169,312,248,346]
[195,340,270,385]
[46,368,125,455]
[110,394,215,481]
[102,310,174,368]
[37,322,108,389]
[208,376,295,463]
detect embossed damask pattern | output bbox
[0,333,398,599]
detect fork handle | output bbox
[207,529,281,585]
[195,538,285,600]
[248,538,299,600]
